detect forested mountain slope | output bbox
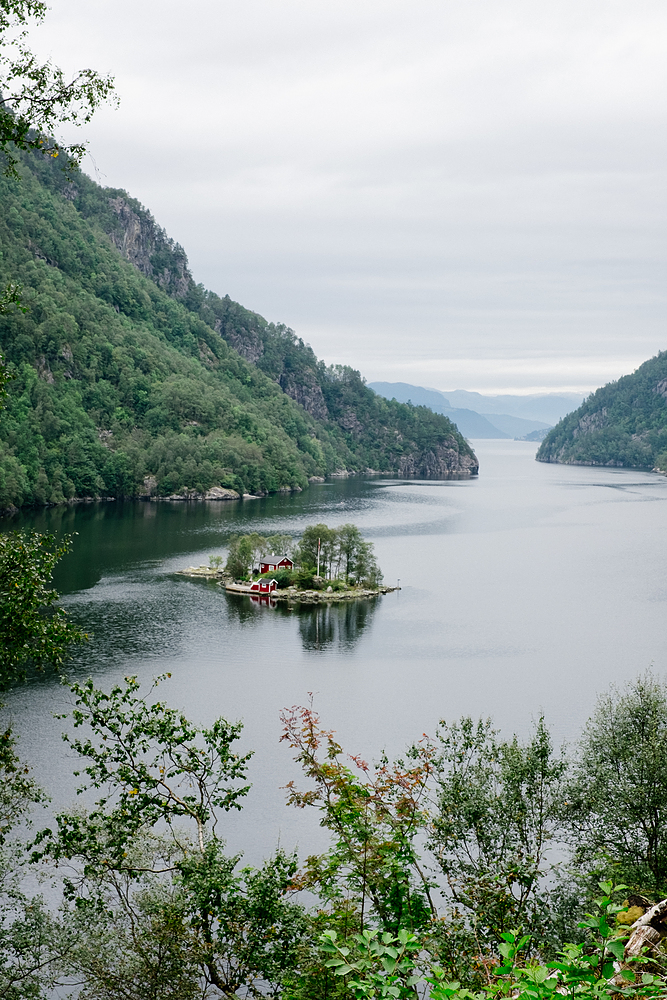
[0,151,477,508]
[537,351,667,470]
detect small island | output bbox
[177,523,399,603]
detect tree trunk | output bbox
[616,896,667,982]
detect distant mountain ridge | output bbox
[437,389,584,424]
[368,382,577,440]
[368,383,511,438]
[537,352,667,471]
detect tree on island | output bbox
[294,523,382,586]
[224,523,382,588]
[224,532,293,580]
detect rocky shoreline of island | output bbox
[175,566,399,602]
[225,581,399,603]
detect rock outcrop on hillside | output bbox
[107,196,191,299]
[279,370,329,421]
[537,352,667,470]
[398,443,479,478]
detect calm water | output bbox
[4,439,667,861]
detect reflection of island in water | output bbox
[225,592,379,651]
[287,598,379,652]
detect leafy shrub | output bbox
[272,568,295,589]
[295,566,317,588]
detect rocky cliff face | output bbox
[279,370,329,420]
[217,320,265,364]
[107,196,192,299]
[99,213,477,477]
[398,442,479,478]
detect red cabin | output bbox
[258,554,294,574]
[249,578,277,593]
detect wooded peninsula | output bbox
[0,149,478,511]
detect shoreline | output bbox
[0,470,483,517]
[175,567,399,602]
[225,582,399,603]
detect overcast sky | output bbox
[28,0,667,394]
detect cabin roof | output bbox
[260,554,293,564]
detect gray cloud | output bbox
[32,0,667,392]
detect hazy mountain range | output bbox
[369,383,585,440]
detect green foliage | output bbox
[8,663,667,997]
[58,838,310,1000]
[224,523,382,588]
[0,282,26,314]
[0,661,69,999]
[297,524,337,576]
[430,717,567,952]
[192,297,478,481]
[0,0,116,176]
[564,673,667,898]
[0,883,66,1000]
[294,566,315,586]
[573,881,630,979]
[30,673,309,998]
[178,842,310,997]
[273,567,296,588]
[0,353,13,424]
[316,887,664,1000]
[0,529,85,688]
[0,720,42,844]
[281,703,436,933]
[34,673,252,876]
[537,351,667,469]
[337,524,365,580]
[225,533,261,579]
[65,882,202,1000]
[225,529,296,580]
[321,927,421,1000]
[353,540,383,588]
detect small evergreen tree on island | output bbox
[224,523,383,588]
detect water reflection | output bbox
[223,591,379,651]
[294,598,379,652]
[249,595,277,609]
[1,500,227,593]
[0,497,280,594]
[63,577,199,672]
[3,477,465,599]
[224,591,275,625]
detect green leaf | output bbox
[606,939,626,961]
